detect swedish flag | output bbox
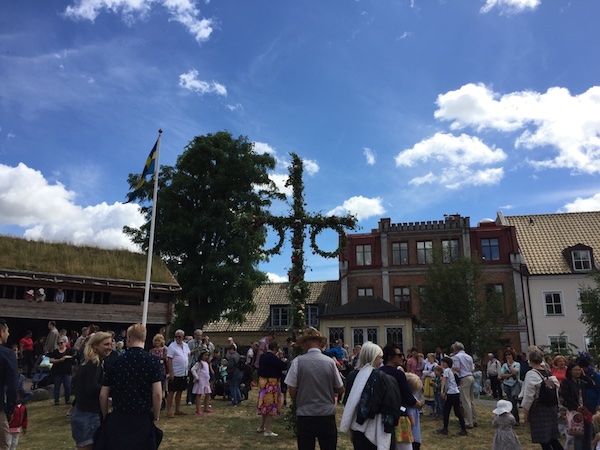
[126,140,158,203]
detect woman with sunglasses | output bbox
[48,336,75,406]
[500,348,521,426]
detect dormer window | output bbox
[563,244,594,273]
[572,249,592,272]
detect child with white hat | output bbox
[492,399,522,450]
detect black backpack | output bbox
[534,369,558,406]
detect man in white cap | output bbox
[284,327,344,450]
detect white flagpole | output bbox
[142,129,162,327]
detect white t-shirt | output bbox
[167,341,191,377]
[443,367,459,394]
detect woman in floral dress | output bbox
[256,341,287,437]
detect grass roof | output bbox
[0,235,177,284]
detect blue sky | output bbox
[1,0,599,282]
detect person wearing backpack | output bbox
[521,347,564,450]
[560,362,587,449]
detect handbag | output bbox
[566,410,585,437]
[579,389,593,424]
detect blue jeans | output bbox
[230,372,243,404]
[434,392,444,416]
[53,374,72,405]
[502,382,520,424]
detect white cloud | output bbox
[179,69,227,96]
[226,103,244,112]
[480,0,541,14]
[363,147,376,165]
[303,159,319,176]
[563,193,600,212]
[64,0,213,44]
[396,132,506,189]
[269,173,292,197]
[435,83,600,174]
[395,132,506,166]
[253,142,276,155]
[327,196,385,221]
[0,163,144,251]
[266,272,288,283]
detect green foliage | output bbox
[419,254,511,357]
[124,131,280,328]
[578,270,600,356]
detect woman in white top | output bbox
[500,348,521,426]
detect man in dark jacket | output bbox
[0,319,19,450]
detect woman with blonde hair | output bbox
[70,331,112,450]
[341,342,402,449]
[149,333,168,408]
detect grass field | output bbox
[19,393,552,449]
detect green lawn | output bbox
[19,394,551,449]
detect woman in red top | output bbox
[551,355,568,384]
[19,331,34,378]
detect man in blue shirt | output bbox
[0,319,18,450]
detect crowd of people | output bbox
[3,318,600,450]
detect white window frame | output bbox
[543,291,564,316]
[328,327,345,345]
[385,326,404,352]
[357,287,374,297]
[548,335,569,354]
[306,304,320,328]
[270,305,290,328]
[416,241,433,264]
[356,244,372,266]
[352,327,379,347]
[572,250,592,272]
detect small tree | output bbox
[419,254,512,357]
[578,270,600,358]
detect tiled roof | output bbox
[321,296,409,318]
[202,281,340,333]
[503,212,600,275]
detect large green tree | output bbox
[419,254,511,357]
[125,131,281,329]
[578,270,600,355]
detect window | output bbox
[392,242,409,265]
[572,250,592,272]
[544,292,564,316]
[481,238,500,261]
[306,304,320,328]
[329,327,345,345]
[270,306,290,328]
[416,241,433,264]
[352,327,378,347]
[356,244,372,266]
[442,239,460,263]
[386,327,404,351]
[585,337,597,354]
[393,287,411,311]
[549,335,569,354]
[486,284,505,314]
[357,288,374,297]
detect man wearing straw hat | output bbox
[284,327,345,450]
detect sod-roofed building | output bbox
[0,236,180,342]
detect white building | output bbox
[499,211,600,354]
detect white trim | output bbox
[542,290,564,317]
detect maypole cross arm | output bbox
[250,153,357,333]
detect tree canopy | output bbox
[125,131,280,329]
[418,254,512,357]
[578,270,600,356]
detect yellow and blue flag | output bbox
[126,139,158,203]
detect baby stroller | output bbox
[31,355,52,389]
